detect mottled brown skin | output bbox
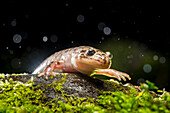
[33,46,131,81]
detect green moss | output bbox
[0,74,169,112]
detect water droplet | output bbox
[13,34,22,43]
[43,36,48,42]
[103,27,111,35]
[98,22,106,31]
[11,19,16,26]
[77,15,84,23]
[143,64,152,73]
[6,47,9,49]
[66,3,68,6]
[99,41,102,43]
[118,37,120,40]
[71,41,74,43]
[19,46,21,48]
[50,35,58,43]
[159,57,166,64]
[153,55,158,61]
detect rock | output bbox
[1,73,131,101]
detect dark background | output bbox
[0,1,169,90]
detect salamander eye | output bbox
[87,49,96,56]
[109,54,113,59]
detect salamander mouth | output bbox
[74,59,111,75]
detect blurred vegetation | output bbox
[0,74,169,113]
[99,36,169,90]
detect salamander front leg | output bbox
[38,59,64,79]
[91,69,131,81]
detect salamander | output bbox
[32,46,131,81]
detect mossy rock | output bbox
[0,73,169,112]
[0,73,133,100]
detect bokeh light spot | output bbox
[98,22,106,31]
[77,15,84,23]
[11,58,22,69]
[11,19,16,26]
[43,36,48,42]
[159,57,166,64]
[153,55,158,61]
[143,64,152,73]
[50,35,58,43]
[13,34,22,43]
[103,27,111,35]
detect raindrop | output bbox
[50,35,58,43]
[6,47,9,49]
[11,19,16,26]
[153,55,158,61]
[66,3,68,6]
[98,22,106,31]
[13,34,22,43]
[159,57,166,64]
[128,45,131,49]
[99,41,102,43]
[43,36,48,42]
[19,46,21,48]
[103,27,111,35]
[143,64,152,73]
[77,15,84,23]
[11,58,22,69]
[71,41,74,43]
[118,37,120,40]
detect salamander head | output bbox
[71,46,112,74]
